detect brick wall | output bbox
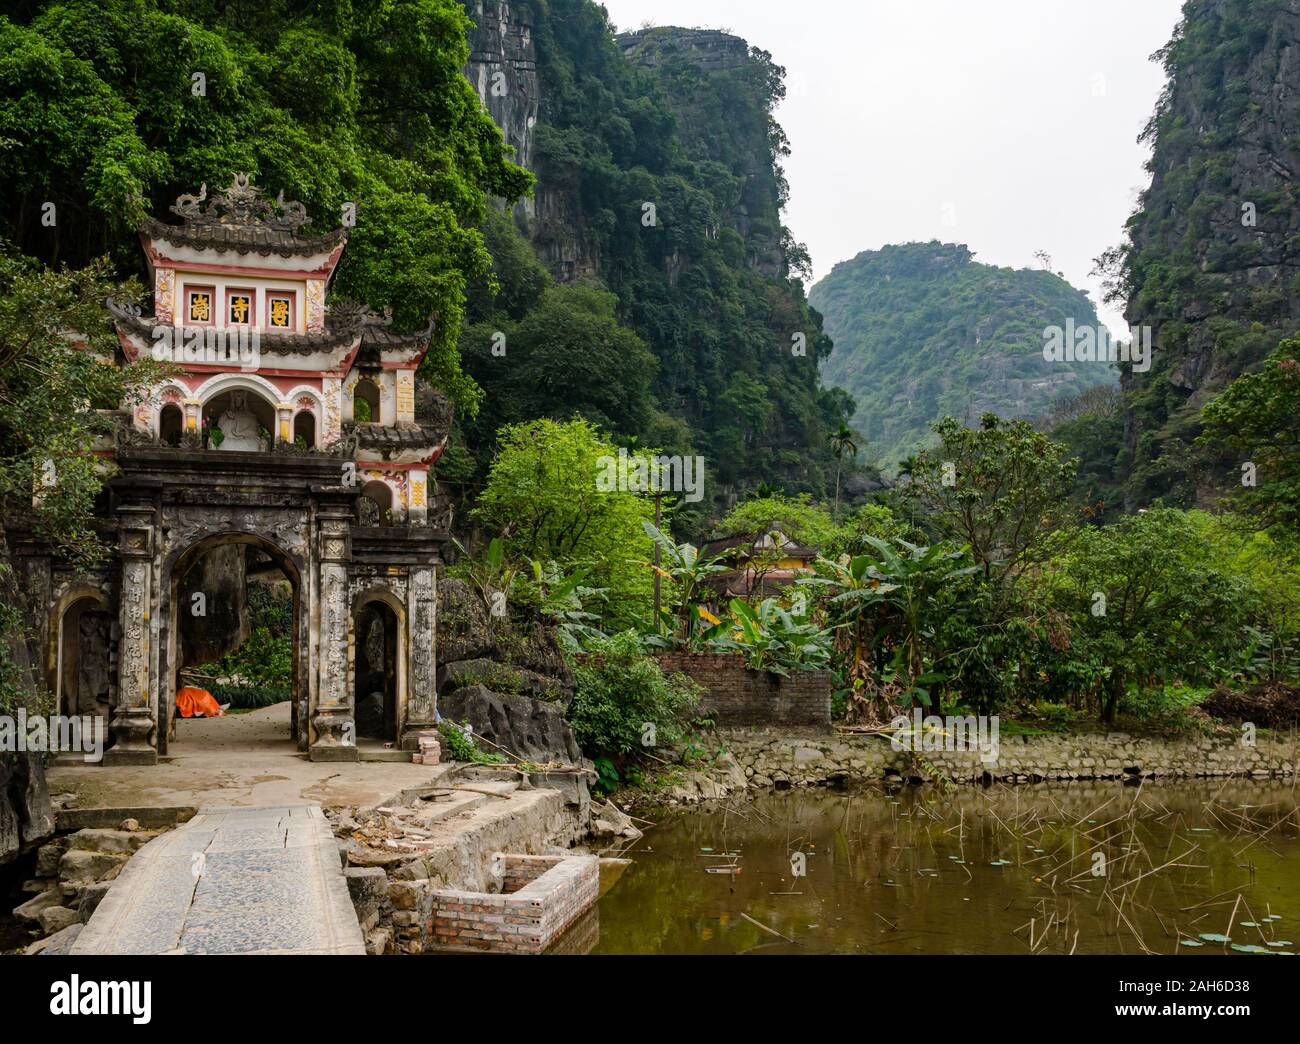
[650,653,831,728]
[428,854,599,954]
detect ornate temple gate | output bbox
[99,445,442,764]
[12,176,451,766]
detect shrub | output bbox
[437,719,505,764]
[567,631,701,758]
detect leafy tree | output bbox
[903,414,1078,590]
[1041,509,1249,722]
[473,417,654,626]
[641,521,734,644]
[0,252,164,563]
[716,493,842,549]
[810,536,976,722]
[462,282,658,446]
[567,630,701,760]
[1200,338,1300,538]
[829,422,858,521]
[0,0,531,413]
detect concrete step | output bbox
[358,748,411,763]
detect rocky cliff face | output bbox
[1,531,54,866]
[464,1,539,200]
[1115,0,1300,506]
[615,27,749,72]
[459,1,851,502]
[463,0,600,278]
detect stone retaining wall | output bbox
[712,727,1298,793]
[649,653,832,727]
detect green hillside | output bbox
[810,242,1118,469]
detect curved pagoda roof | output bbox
[140,173,347,258]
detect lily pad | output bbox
[1199,933,1232,943]
[1266,941,1292,948]
[1179,939,1205,947]
[1230,944,1270,954]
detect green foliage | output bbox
[0,0,532,414]
[701,596,831,676]
[810,242,1116,469]
[481,2,850,501]
[1200,338,1300,537]
[438,719,506,764]
[209,684,288,710]
[0,252,167,566]
[811,536,977,720]
[903,414,1078,588]
[641,520,734,644]
[567,631,701,759]
[461,281,658,447]
[201,585,294,690]
[1038,508,1252,722]
[1100,0,1300,507]
[716,493,841,549]
[524,558,609,652]
[473,418,654,626]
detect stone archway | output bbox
[352,591,406,745]
[161,532,305,754]
[50,586,113,723]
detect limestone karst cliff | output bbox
[1110,0,1300,508]
[460,1,856,505]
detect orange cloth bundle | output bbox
[175,686,225,718]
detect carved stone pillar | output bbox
[106,514,156,765]
[310,519,357,761]
[183,398,201,432]
[401,565,437,749]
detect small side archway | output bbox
[352,590,405,745]
[49,585,113,722]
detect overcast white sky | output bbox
[599,0,1187,333]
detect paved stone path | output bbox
[70,804,364,955]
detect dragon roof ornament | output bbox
[169,173,311,233]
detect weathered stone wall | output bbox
[707,727,1299,795]
[651,653,832,728]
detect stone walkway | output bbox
[70,804,364,955]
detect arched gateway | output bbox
[12,175,451,763]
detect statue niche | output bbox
[205,390,271,451]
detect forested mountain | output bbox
[1100,0,1300,510]
[810,242,1116,469]
[457,4,858,514]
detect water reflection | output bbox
[590,781,1300,955]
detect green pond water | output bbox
[586,781,1300,955]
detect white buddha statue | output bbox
[215,391,262,451]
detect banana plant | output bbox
[641,521,735,646]
[702,597,832,675]
[530,558,609,651]
[811,535,977,717]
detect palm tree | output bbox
[829,423,859,521]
